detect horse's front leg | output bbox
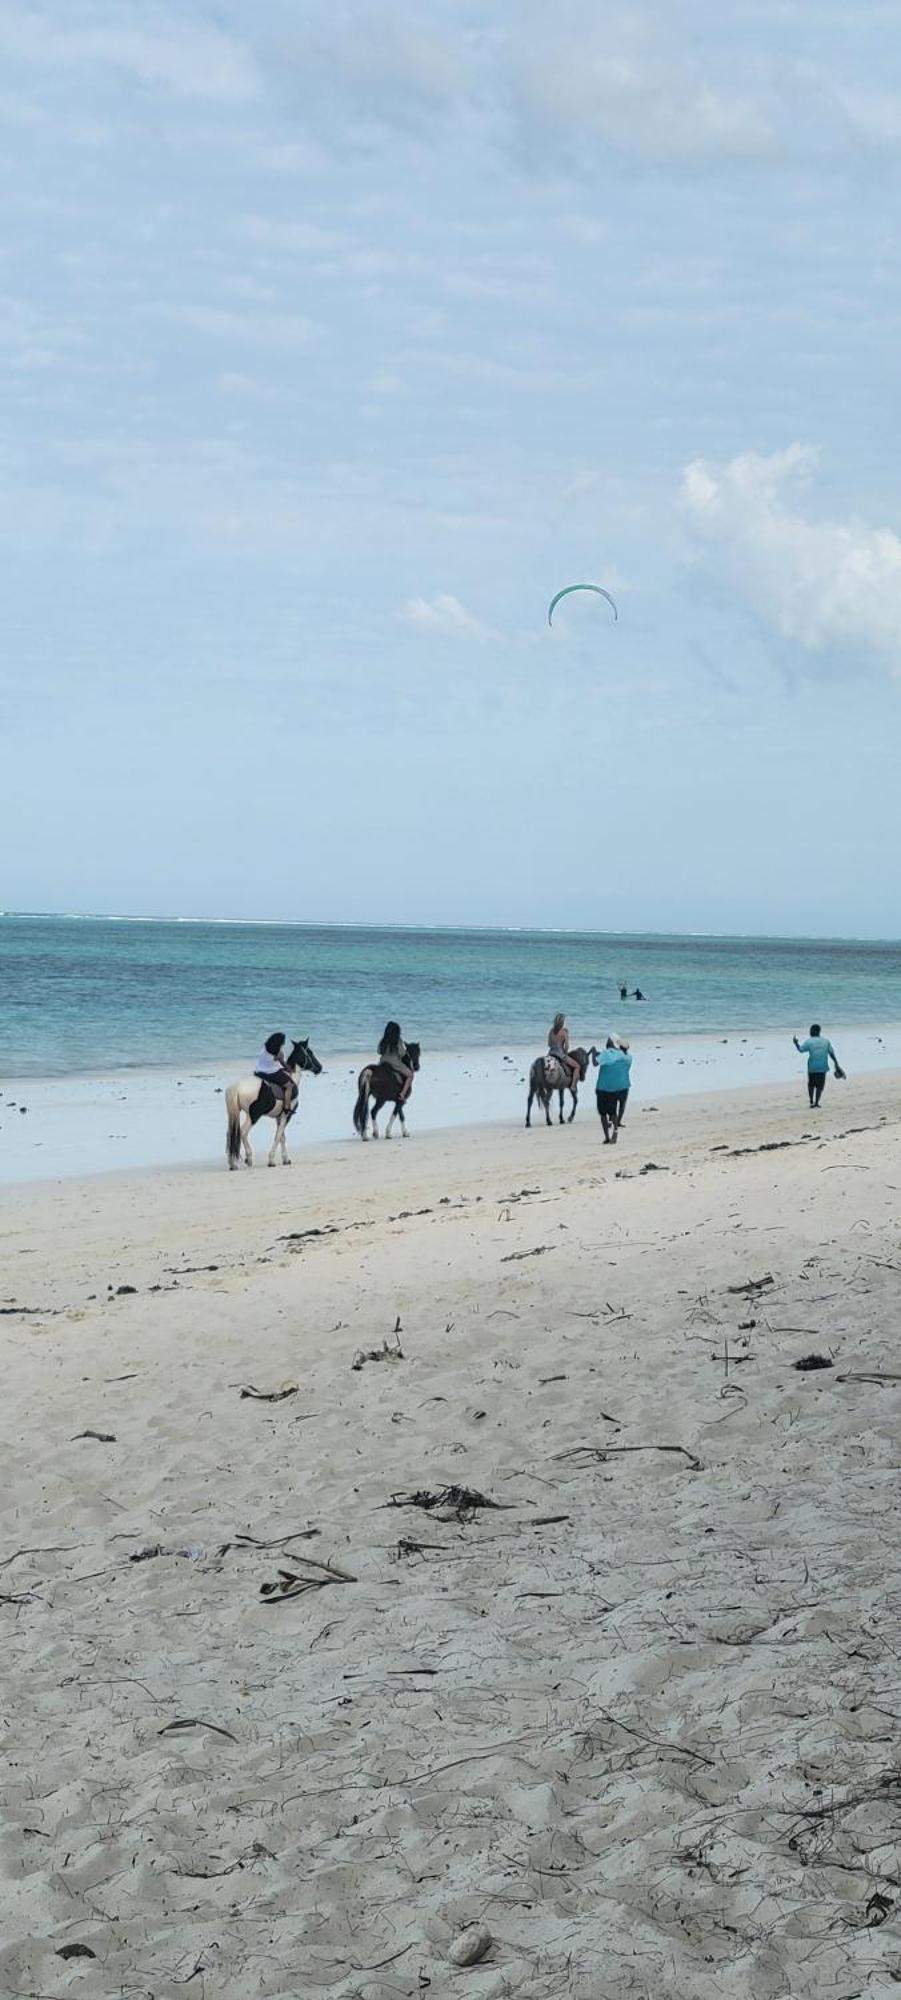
[568,1085,578,1124]
[384,1107,396,1138]
[268,1114,282,1167]
[544,1092,552,1128]
[398,1103,408,1138]
[558,1089,565,1125]
[526,1085,533,1129]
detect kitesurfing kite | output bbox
[547,583,618,626]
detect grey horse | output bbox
[526,1047,591,1127]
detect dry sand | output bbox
[3,1076,901,1998]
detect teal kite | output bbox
[547,583,618,626]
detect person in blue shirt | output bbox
[591,1037,633,1143]
[793,1024,844,1108]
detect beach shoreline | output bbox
[2,1019,900,1186]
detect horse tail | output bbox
[353,1069,372,1137]
[225,1086,242,1167]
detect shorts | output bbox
[596,1089,627,1118]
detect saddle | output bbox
[257,1076,292,1113]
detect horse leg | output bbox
[568,1085,578,1123]
[371,1094,380,1139]
[384,1105,396,1138]
[545,1091,552,1127]
[526,1084,533,1128]
[398,1103,408,1137]
[241,1111,254,1167]
[558,1089,565,1125]
[280,1114,292,1165]
[268,1113,281,1166]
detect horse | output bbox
[526,1047,591,1128]
[353,1043,421,1140]
[225,1038,323,1169]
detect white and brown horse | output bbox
[353,1042,421,1140]
[526,1046,591,1127]
[225,1038,323,1169]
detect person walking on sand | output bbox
[592,1037,632,1143]
[793,1024,844,1108]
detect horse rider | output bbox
[254,1032,296,1117]
[378,1021,415,1102]
[547,1013,581,1095]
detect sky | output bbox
[2,0,901,934]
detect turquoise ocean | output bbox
[2,916,901,1079]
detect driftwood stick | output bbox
[837,1371,901,1385]
[594,1706,715,1767]
[555,1443,702,1471]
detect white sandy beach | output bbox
[3,1073,901,1996]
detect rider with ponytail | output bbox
[378,1020,415,1102]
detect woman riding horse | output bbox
[354,1035,421,1139]
[226,1037,322,1168]
[548,1014,581,1098]
[526,1041,590,1127]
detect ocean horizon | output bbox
[5,910,901,944]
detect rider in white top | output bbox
[254,1033,294,1113]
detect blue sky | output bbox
[3,0,901,932]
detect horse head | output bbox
[405,1041,422,1073]
[572,1047,590,1082]
[288,1037,323,1077]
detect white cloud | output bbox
[681,445,901,673]
[401,593,487,638]
[504,12,776,168]
[0,5,258,103]
[256,2,901,174]
[151,302,317,354]
[262,6,465,138]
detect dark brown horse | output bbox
[353,1042,421,1140]
[526,1047,591,1127]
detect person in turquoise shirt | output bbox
[591,1038,632,1143]
[793,1023,844,1108]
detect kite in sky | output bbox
[547,583,618,626]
